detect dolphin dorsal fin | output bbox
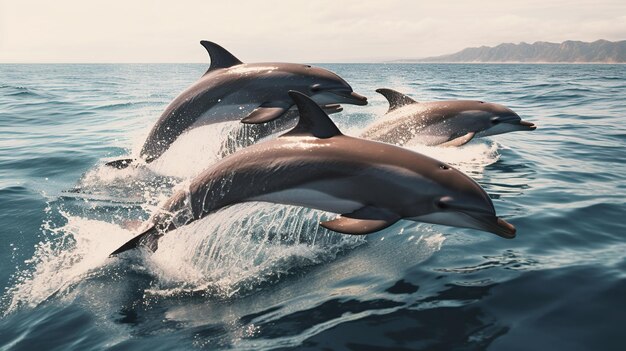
[200,40,243,74]
[281,91,342,139]
[376,88,417,112]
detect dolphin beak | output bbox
[349,91,369,105]
[471,214,516,238]
[329,90,368,106]
[494,217,516,238]
[519,120,537,130]
[447,205,517,238]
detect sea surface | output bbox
[0,63,624,350]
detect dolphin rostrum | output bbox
[105,41,367,169]
[361,88,536,147]
[110,91,515,256]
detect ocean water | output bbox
[0,63,624,350]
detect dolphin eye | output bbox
[439,164,449,170]
[311,84,322,92]
[436,196,454,210]
[490,117,500,124]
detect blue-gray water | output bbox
[1,63,625,350]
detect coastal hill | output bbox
[398,40,625,63]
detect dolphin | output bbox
[360,88,536,147]
[111,91,515,256]
[105,41,367,169]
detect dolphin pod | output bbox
[111,91,515,256]
[105,41,367,169]
[361,88,536,147]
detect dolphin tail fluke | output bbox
[104,158,135,169]
[110,226,160,257]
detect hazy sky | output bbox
[1,0,624,63]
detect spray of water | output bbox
[3,213,131,313]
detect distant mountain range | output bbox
[396,40,626,63]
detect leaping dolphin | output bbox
[105,41,367,169]
[361,88,536,147]
[111,91,515,256]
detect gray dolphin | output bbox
[361,88,536,147]
[105,41,367,169]
[111,91,515,256]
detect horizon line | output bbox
[0,61,624,65]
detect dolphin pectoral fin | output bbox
[321,216,399,235]
[439,132,476,147]
[200,40,243,74]
[241,106,290,124]
[105,158,135,169]
[110,226,160,257]
[282,91,342,139]
[320,207,400,235]
[322,104,343,114]
[375,88,417,113]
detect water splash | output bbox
[3,213,131,314]
[144,204,365,298]
[2,203,366,313]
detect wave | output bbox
[0,84,50,98]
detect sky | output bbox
[0,0,624,63]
